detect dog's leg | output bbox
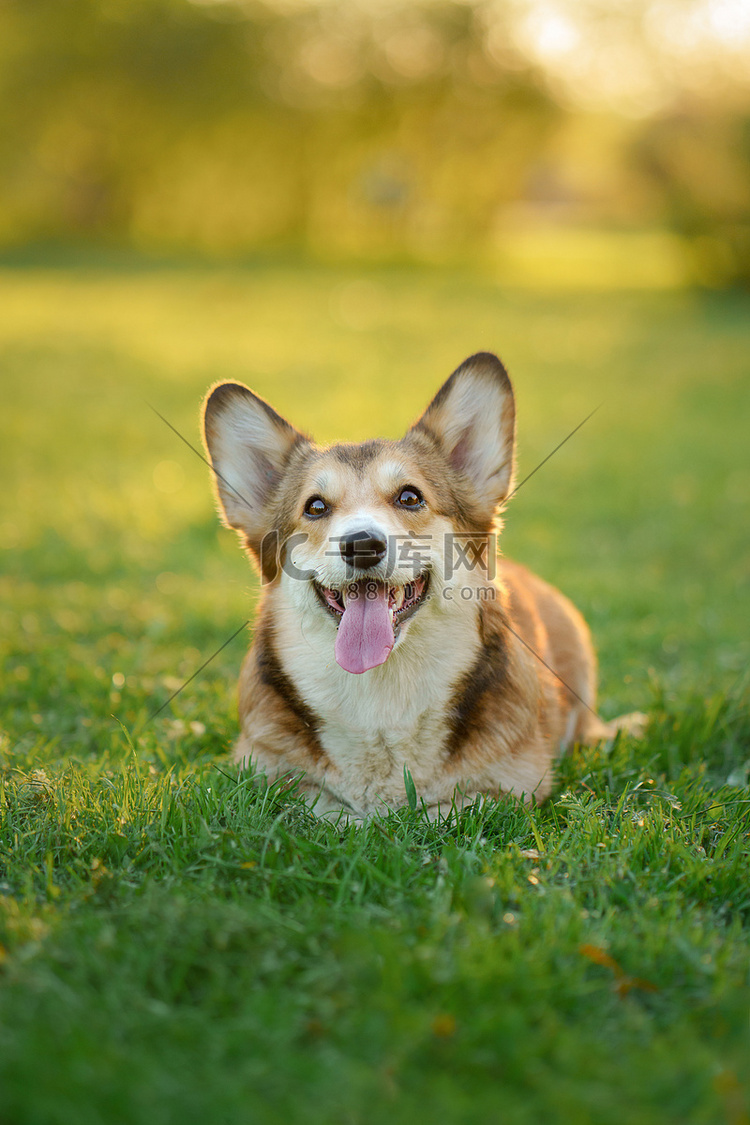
[578,709,648,744]
[604,710,648,739]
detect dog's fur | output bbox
[202,352,641,820]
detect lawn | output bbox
[1,254,749,1124]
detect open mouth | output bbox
[313,572,430,675]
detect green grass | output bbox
[1,255,749,1124]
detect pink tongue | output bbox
[334,582,394,674]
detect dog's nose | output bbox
[339,530,388,570]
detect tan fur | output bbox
[202,352,643,820]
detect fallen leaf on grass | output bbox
[432,1014,457,1038]
[579,943,659,996]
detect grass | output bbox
[1,253,749,1124]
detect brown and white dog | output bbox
[202,352,641,820]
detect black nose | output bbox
[339,530,388,570]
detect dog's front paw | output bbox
[607,710,648,740]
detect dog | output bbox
[202,352,643,820]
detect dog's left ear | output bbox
[411,352,516,515]
[201,381,309,565]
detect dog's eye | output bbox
[396,487,423,509]
[304,496,330,518]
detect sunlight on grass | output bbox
[494,226,686,289]
[1,255,749,1125]
[1,258,747,716]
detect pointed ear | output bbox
[411,352,516,516]
[201,381,309,551]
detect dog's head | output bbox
[202,352,515,675]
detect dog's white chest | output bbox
[275,598,481,814]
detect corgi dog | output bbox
[202,352,641,820]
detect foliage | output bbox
[1,0,749,281]
[633,110,750,287]
[0,0,558,257]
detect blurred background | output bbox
[2,0,750,284]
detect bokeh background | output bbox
[2,0,750,284]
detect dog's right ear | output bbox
[202,382,309,555]
[411,352,516,520]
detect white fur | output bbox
[272,570,481,817]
